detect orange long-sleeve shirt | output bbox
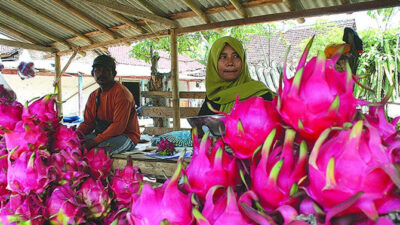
[77,82,140,145]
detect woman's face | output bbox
[217,44,242,81]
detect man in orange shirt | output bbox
[78,55,140,154]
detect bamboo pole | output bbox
[228,0,248,18]
[53,0,119,39]
[0,39,55,52]
[81,0,178,28]
[182,0,211,24]
[0,7,71,48]
[12,0,93,44]
[171,29,180,130]
[53,50,78,87]
[0,24,40,45]
[55,55,63,117]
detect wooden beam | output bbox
[141,107,200,118]
[171,29,180,130]
[169,0,282,20]
[53,0,119,39]
[54,30,169,56]
[81,0,179,28]
[229,0,248,18]
[142,91,206,99]
[134,0,164,15]
[53,50,78,87]
[55,0,400,55]
[0,7,71,48]
[0,24,40,44]
[107,11,146,34]
[175,0,400,34]
[12,0,93,44]
[182,0,211,24]
[0,38,55,52]
[52,0,280,44]
[283,0,305,23]
[55,55,63,117]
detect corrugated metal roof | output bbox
[0,0,398,55]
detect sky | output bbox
[301,8,400,30]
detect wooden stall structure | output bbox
[0,0,399,177]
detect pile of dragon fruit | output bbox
[0,37,399,225]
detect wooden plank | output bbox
[141,106,200,118]
[171,29,180,130]
[108,11,146,34]
[142,127,192,136]
[142,91,205,99]
[0,39,55,52]
[112,155,178,180]
[82,0,179,28]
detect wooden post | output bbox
[55,54,63,117]
[171,29,180,130]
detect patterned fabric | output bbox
[151,130,192,147]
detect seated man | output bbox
[78,55,140,154]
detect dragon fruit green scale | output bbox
[305,120,400,222]
[278,36,357,141]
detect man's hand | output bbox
[83,139,97,150]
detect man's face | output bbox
[217,44,242,82]
[92,65,115,86]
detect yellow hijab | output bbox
[206,36,271,113]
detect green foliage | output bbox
[296,19,344,58]
[130,24,279,65]
[355,28,400,101]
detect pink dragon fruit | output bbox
[84,147,112,180]
[221,96,281,159]
[305,120,400,223]
[78,177,111,219]
[0,148,10,202]
[4,120,49,160]
[50,148,87,188]
[22,94,59,130]
[194,186,255,225]
[47,184,86,224]
[104,206,130,225]
[185,130,239,201]
[7,151,54,194]
[52,125,81,153]
[0,101,22,135]
[278,37,357,141]
[364,106,400,163]
[127,159,194,224]
[251,128,308,210]
[1,193,47,225]
[111,164,143,206]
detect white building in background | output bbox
[0,45,206,117]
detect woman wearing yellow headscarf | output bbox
[198,36,273,115]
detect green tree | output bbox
[296,19,344,58]
[130,24,279,65]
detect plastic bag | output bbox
[17,61,35,80]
